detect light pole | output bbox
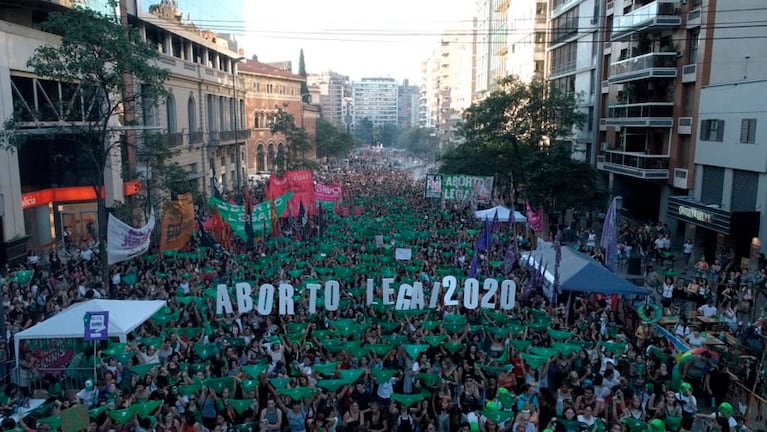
[232,56,246,191]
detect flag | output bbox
[526,201,544,233]
[270,199,281,238]
[476,217,494,252]
[552,231,562,305]
[601,197,619,272]
[299,201,307,240]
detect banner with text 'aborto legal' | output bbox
[266,170,317,216]
[209,192,293,239]
[441,175,494,204]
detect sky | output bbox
[173,0,476,83]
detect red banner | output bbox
[315,182,343,203]
[267,170,316,216]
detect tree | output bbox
[315,118,355,160]
[379,123,400,147]
[269,108,316,171]
[354,118,374,144]
[441,75,585,204]
[2,5,168,292]
[298,49,310,104]
[397,127,439,158]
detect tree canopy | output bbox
[440,76,603,214]
[397,127,439,159]
[315,118,356,160]
[270,108,317,172]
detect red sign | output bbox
[315,182,343,203]
[267,170,316,216]
[21,181,142,210]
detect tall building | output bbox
[547,0,602,161]
[665,1,767,261]
[307,71,351,129]
[597,0,705,221]
[397,80,420,129]
[351,78,399,130]
[475,0,510,98]
[505,0,548,82]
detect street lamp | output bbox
[232,56,246,191]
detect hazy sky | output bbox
[175,0,476,82]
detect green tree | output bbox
[441,76,585,204]
[397,127,439,158]
[2,5,168,292]
[315,118,355,159]
[270,108,316,172]
[379,123,400,147]
[134,134,200,213]
[355,118,374,144]
[298,49,310,104]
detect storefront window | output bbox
[58,204,97,246]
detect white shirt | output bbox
[662,283,674,299]
[80,248,93,261]
[687,333,705,349]
[674,323,691,339]
[698,304,718,317]
[683,242,693,254]
[112,273,121,285]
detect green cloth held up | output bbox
[269,377,291,389]
[479,409,516,425]
[89,405,111,418]
[423,335,447,347]
[391,393,427,407]
[240,380,259,392]
[622,418,649,432]
[37,415,62,430]
[528,346,560,359]
[132,399,162,417]
[312,361,340,376]
[509,340,533,352]
[548,329,574,340]
[338,369,365,383]
[316,379,348,391]
[521,353,549,369]
[129,362,159,377]
[177,384,202,396]
[443,342,465,353]
[367,344,395,356]
[553,342,582,357]
[204,377,234,394]
[241,363,270,379]
[402,344,430,359]
[278,387,318,401]
[416,372,441,388]
[227,399,254,415]
[370,368,399,383]
[109,407,137,425]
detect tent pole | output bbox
[93,341,97,384]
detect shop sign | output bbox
[677,205,713,224]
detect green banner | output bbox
[441,175,494,204]
[209,192,293,239]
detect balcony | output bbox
[608,52,678,83]
[603,102,675,127]
[604,42,612,54]
[599,150,670,179]
[611,1,681,41]
[536,15,546,24]
[682,63,697,83]
[189,131,204,145]
[600,118,608,131]
[678,117,693,134]
[607,0,614,15]
[552,0,580,18]
[164,132,183,147]
[549,60,577,78]
[687,8,701,28]
[601,80,610,94]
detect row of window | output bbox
[252,82,298,96]
[700,119,757,144]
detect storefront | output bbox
[21,181,140,250]
[666,196,760,266]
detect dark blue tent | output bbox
[522,240,649,296]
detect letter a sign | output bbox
[84,311,109,341]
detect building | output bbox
[0,0,249,260]
[140,2,250,197]
[351,78,399,130]
[397,80,420,129]
[307,71,351,129]
[505,0,548,82]
[239,59,317,174]
[547,0,602,161]
[665,0,766,262]
[475,0,509,98]
[596,0,706,221]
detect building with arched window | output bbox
[239,59,317,176]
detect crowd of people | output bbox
[0,157,753,432]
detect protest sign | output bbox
[107,211,155,265]
[441,175,494,204]
[160,193,195,251]
[424,174,442,199]
[209,192,293,239]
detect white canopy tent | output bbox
[474,205,527,223]
[13,299,166,368]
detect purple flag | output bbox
[476,217,494,252]
[600,197,618,272]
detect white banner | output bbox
[107,211,155,265]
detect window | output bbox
[187,97,196,132]
[740,119,757,144]
[254,82,260,92]
[165,95,177,133]
[688,29,700,64]
[700,119,724,142]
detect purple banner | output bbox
[84,311,109,341]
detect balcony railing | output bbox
[164,132,183,147]
[552,0,580,18]
[682,63,697,82]
[599,150,670,179]
[604,102,675,127]
[611,1,681,41]
[189,131,204,144]
[218,129,252,143]
[687,8,701,28]
[608,52,678,83]
[550,60,577,78]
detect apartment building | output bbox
[307,71,351,129]
[351,78,399,130]
[475,0,510,98]
[240,59,317,174]
[505,0,548,82]
[665,0,767,262]
[397,80,420,130]
[0,0,249,259]
[597,0,706,220]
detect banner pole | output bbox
[93,340,97,383]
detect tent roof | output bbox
[522,241,648,296]
[14,299,166,341]
[474,206,527,223]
